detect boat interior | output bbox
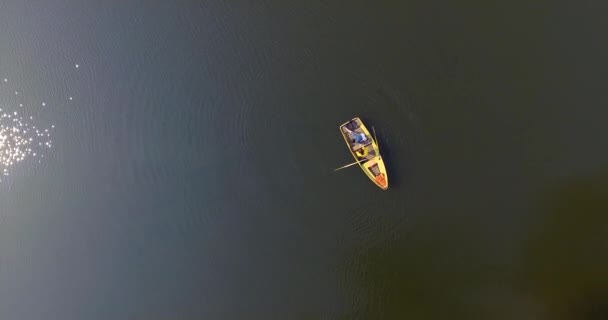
[368,163,381,176]
[341,119,376,161]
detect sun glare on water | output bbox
[0,76,66,182]
[0,109,53,181]
[0,63,83,182]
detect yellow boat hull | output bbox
[339,117,389,190]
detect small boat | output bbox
[338,117,388,190]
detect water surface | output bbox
[1,1,607,319]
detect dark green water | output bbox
[1,1,607,319]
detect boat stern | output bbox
[374,173,388,190]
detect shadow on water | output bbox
[339,172,608,319]
[373,134,403,190]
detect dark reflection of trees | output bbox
[341,173,608,320]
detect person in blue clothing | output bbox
[352,132,368,144]
[345,122,368,144]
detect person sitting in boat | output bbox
[352,132,368,144]
[355,147,369,158]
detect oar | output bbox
[333,158,368,172]
[372,126,379,151]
